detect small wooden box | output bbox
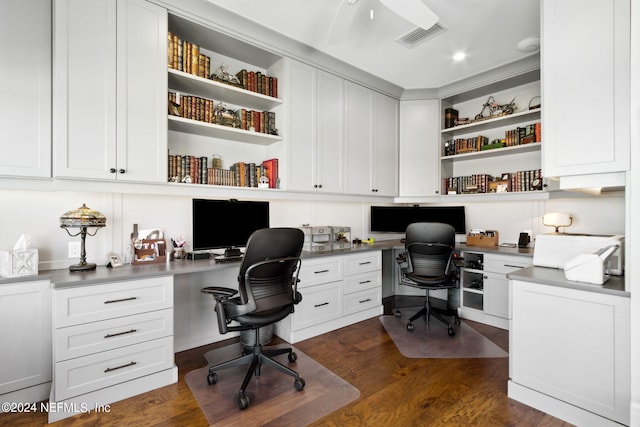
[466,232,499,247]
[132,238,167,265]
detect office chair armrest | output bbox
[201,286,238,301]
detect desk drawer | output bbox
[292,281,342,330]
[55,309,173,361]
[344,251,381,276]
[53,336,174,401]
[343,270,381,295]
[55,276,173,327]
[298,257,342,288]
[484,255,531,275]
[344,287,381,315]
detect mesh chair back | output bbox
[405,222,455,279]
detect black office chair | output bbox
[395,222,460,336]
[201,227,305,409]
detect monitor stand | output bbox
[223,247,242,258]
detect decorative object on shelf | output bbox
[542,212,573,233]
[213,102,241,128]
[474,96,516,121]
[444,108,459,128]
[131,226,167,265]
[528,95,541,110]
[210,63,243,88]
[60,203,106,271]
[0,234,39,278]
[454,117,472,126]
[106,252,124,268]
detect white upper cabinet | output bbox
[542,0,630,179]
[54,0,167,183]
[0,0,51,178]
[398,99,440,198]
[371,93,399,196]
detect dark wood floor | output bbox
[1,296,572,426]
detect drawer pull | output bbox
[359,298,372,304]
[104,329,137,339]
[504,264,526,269]
[104,296,137,304]
[359,280,372,285]
[104,361,137,373]
[358,261,372,265]
[314,269,330,274]
[314,302,329,308]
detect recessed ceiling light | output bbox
[453,52,466,61]
[517,36,540,52]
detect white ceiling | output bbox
[207,0,541,90]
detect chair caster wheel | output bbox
[455,318,461,325]
[394,310,401,318]
[288,351,297,363]
[448,327,456,337]
[294,377,305,391]
[207,373,217,385]
[235,393,250,410]
[407,322,414,331]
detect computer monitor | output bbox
[370,205,466,235]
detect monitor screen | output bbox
[192,199,270,251]
[370,206,466,234]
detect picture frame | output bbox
[107,251,124,268]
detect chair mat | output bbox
[185,343,359,426]
[379,312,508,359]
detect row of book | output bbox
[167,154,279,188]
[443,122,541,156]
[167,32,211,78]
[168,91,277,135]
[235,69,278,98]
[504,122,541,146]
[443,169,543,194]
[444,136,489,156]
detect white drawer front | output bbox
[54,336,174,401]
[55,309,173,361]
[484,255,532,275]
[293,281,342,330]
[344,288,381,315]
[343,251,381,276]
[298,257,343,288]
[55,276,173,327]
[343,270,381,295]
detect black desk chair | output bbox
[201,227,305,409]
[395,222,460,336]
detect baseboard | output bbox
[0,382,51,412]
[458,307,508,330]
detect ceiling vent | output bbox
[396,23,446,48]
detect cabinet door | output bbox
[116,0,167,183]
[316,71,344,193]
[0,281,52,396]
[0,0,51,178]
[343,81,373,195]
[54,0,118,180]
[542,0,630,177]
[482,271,509,319]
[371,93,399,196]
[399,99,440,197]
[286,59,316,191]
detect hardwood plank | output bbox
[0,297,572,426]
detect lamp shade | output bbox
[60,204,106,228]
[542,212,572,233]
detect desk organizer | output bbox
[331,226,352,250]
[466,231,499,247]
[131,238,167,265]
[301,226,333,252]
[0,248,39,277]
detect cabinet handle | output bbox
[504,264,525,269]
[314,302,329,308]
[358,261,371,265]
[104,329,137,339]
[109,168,117,173]
[104,361,137,373]
[359,280,372,285]
[314,269,330,274]
[483,275,488,279]
[359,298,372,304]
[119,168,125,174]
[104,296,137,304]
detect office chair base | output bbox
[395,304,460,337]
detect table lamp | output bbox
[60,203,106,271]
[542,212,572,233]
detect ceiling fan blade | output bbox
[379,0,438,30]
[328,0,362,44]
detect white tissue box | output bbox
[0,249,39,278]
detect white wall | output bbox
[0,189,625,272]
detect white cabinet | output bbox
[287,60,343,193]
[459,251,531,329]
[275,251,383,343]
[0,280,52,406]
[344,82,399,196]
[398,99,440,198]
[509,280,630,426]
[49,276,176,422]
[542,0,630,179]
[0,0,51,178]
[54,0,168,183]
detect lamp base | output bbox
[69,262,97,272]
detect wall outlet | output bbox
[68,241,81,258]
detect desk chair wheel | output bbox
[448,327,456,336]
[394,310,402,319]
[294,377,305,391]
[288,351,297,363]
[207,372,217,385]
[235,392,250,410]
[407,322,414,331]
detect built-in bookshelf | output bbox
[166,13,284,190]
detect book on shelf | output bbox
[443,169,542,195]
[235,69,278,98]
[167,32,210,78]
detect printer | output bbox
[533,233,624,275]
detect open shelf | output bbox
[167,116,282,145]
[441,142,541,162]
[441,108,541,135]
